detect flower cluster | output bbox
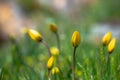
[27,24,117,80]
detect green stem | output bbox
[106,53,110,80]
[56,32,60,67]
[56,32,60,51]
[72,47,77,80]
[42,40,51,57]
[48,69,52,80]
[54,74,57,80]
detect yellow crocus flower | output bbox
[28,29,42,42]
[108,38,116,54]
[47,56,54,70]
[102,32,112,46]
[49,23,58,33]
[71,31,81,47]
[50,47,59,56]
[52,67,60,75]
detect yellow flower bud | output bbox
[71,31,81,47]
[102,32,112,46]
[47,56,54,70]
[28,29,42,42]
[75,68,82,77]
[108,38,116,54]
[49,23,58,33]
[52,67,60,75]
[50,47,59,56]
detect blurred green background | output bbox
[0,0,120,80]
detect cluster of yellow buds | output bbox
[102,32,117,53]
[28,28,60,73]
[27,26,118,80]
